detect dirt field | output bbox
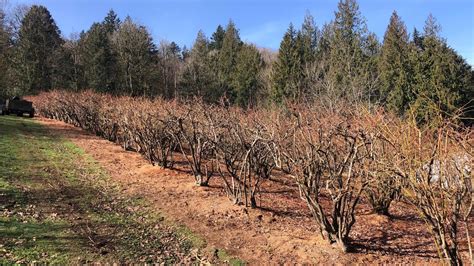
[36,116,473,264]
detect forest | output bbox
[0,0,472,124]
[0,0,473,265]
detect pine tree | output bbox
[410,14,472,124]
[232,44,264,108]
[181,45,190,61]
[103,9,121,34]
[271,23,300,103]
[379,11,412,114]
[179,30,216,100]
[318,23,333,56]
[49,44,73,89]
[14,5,62,93]
[298,12,318,64]
[112,16,155,96]
[192,31,209,64]
[169,42,181,58]
[361,32,380,101]
[412,27,424,49]
[314,22,334,91]
[210,25,225,50]
[80,23,113,91]
[102,10,120,92]
[79,10,121,93]
[295,12,319,96]
[328,0,368,100]
[217,20,242,102]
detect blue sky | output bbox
[10,0,474,64]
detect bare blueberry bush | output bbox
[384,118,473,266]
[169,101,216,186]
[31,91,473,261]
[209,107,275,207]
[276,106,385,252]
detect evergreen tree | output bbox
[193,30,209,62]
[410,14,472,124]
[181,45,190,61]
[102,10,120,91]
[50,44,75,89]
[112,16,155,96]
[80,23,114,91]
[379,11,412,114]
[361,32,380,101]
[318,23,333,57]
[298,12,319,64]
[179,30,216,99]
[79,10,120,93]
[217,20,242,101]
[314,22,334,91]
[295,12,319,96]
[271,23,300,103]
[232,44,264,108]
[210,25,225,50]
[328,0,368,100]
[14,5,62,93]
[412,27,424,49]
[169,41,181,58]
[270,13,319,103]
[103,9,121,34]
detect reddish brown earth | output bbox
[36,117,473,264]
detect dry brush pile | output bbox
[30,91,473,265]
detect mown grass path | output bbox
[0,116,198,264]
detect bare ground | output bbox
[36,117,473,264]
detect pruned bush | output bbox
[209,107,275,207]
[121,99,177,167]
[169,101,216,186]
[385,119,473,265]
[276,105,383,252]
[365,174,400,215]
[29,90,473,262]
[363,111,402,216]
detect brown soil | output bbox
[36,117,473,264]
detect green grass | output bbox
[0,116,197,264]
[216,249,246,266]
[0,116,88,264]
[0,219,75,264]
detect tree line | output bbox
[0,0,472,123]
